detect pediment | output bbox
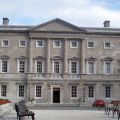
[29,18,86,33]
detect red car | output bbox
[92,99,105,107]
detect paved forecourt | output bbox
[1,107,118,120]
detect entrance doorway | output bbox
[53,88,60,103]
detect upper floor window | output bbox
[53,61,61,74]
[53,40,61,48]
[18,85,24,97]
[88,86,94,98]
[104,42,112,49]
[105,86,111,98]
[1,59,9,73]
[70,61,79,74]
[18,60,26,73]
[70,40,78,48]
[36,60,43,73]
[35,85,42,98]
[71,85,77,98]
[104,61,112,74]
[2,40,9,47]
[87,41,95,48]
[19,40,26,47]
[1,85,7,97]
[87,61,96,74]
[36,40,44,47]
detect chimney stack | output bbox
[3,18,9,25]
[103,20,110,27]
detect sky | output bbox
[0,0,120,27]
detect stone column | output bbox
[81,39,85,74]
[46,38,51,73]
[29,39,33,73]
[63,39,68,74]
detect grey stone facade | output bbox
[0,18,120,105]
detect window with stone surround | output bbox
[53,40,61,48]
[36,60,44,73]
[70,40,78,48]
[70,85,77,98]
[1,85,7,97]
[36,40,44,47]
[104,42,112,49]
[105,86,111,98]
[19,40,26,47]
[2,40,9,47]
[18,60,26,73]
[53,61,61,74]
[87,41,95,48]
[88,86,94,98]
[104,61,112,74]
[18,85,24,97]
[87,61,96,74]
[35,85,42,98]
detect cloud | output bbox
[0,0,120,27]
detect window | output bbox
[71,86,77,98]
[104,42,112,49]
[87,61,96,74]
[1,60,8,73]
[88,86,94,98]
[53,40,61,48]
[18,85,24,97]
[19,40,26,47]
[105,86,111,98]
[104,61,112,74]
[87,42,94,48]
[71,61,77,74]
[36,61,43,73]
[18,60,26,73]
[70,40,78,48]
[2,40,9,47]
[35,86,42,98]
[1,85,7,97]
[36,40,44,47]
[53,61,60,73]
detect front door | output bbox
[53,88,60,103]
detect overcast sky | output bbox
[0,0,120,27]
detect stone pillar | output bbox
[63,39,68,74]
[46,38,50,73]
[29,39,33,73]
[81,39,85,74]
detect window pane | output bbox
[19,61,25,73]
[88,86,94,98]
[54,61,60,73]
[36,61,42,73]
[36,86,41,97]
[105,86,111,98]
[20,40,26,47]
[2,60,8,72]
[37,40,43,47]
[71,62,77,74]
[19,85,24,97]
[71,86,77,98]
[105,62,111,74]
[1,85,7,97]
[88,62,94,74]
[88,42,94,48]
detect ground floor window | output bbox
[105,86,111,98]
[71,85,77,98]
[1,85,7,97]
[35,85,42,98]
[18,85,24,97]
[88,86,94,98]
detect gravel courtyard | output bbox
[1,107,118,120]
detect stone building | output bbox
[0,18,120,105]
